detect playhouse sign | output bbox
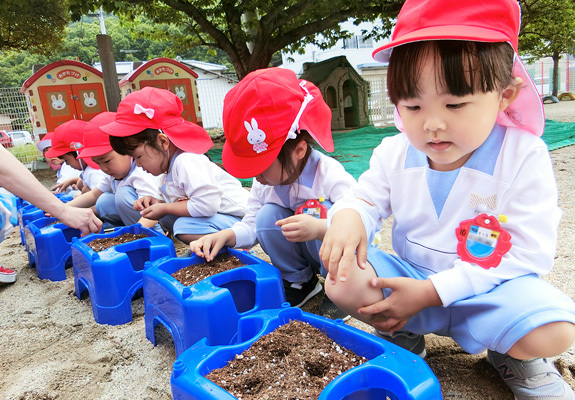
[57,69,82,80]
[154,66,174,75]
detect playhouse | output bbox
[20,60,108,137]
[119,58,203,126]
[300,56,370,130]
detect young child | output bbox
[320,0,575,398]
[39,131,82,196]
[45,120,107,196]
[101,86,249,244]
[36,133,63,171]
[189,68,357,317]
[65,111,163,230]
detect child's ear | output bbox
[157,132,170,151]
[499,77,523,112]
[293,139,308,161]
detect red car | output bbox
[0,130,14,148]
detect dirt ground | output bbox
[0,100,574,399]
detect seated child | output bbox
[321,0,575,398]
[65,111,163,230]
[189,68,357,318]
[101,86,249,244]
[45,120,107,196]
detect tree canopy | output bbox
[519,0,575,96]
[67,0,404,79]
[0,0,69,55]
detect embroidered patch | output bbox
[244,118,268,153]
[469,193,496,210]
[69,142,83,150]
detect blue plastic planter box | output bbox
[143,247,286,357]
[170,307,442,400]
[18,204,45,246]
[24,216,84,281]
[72,224,176,325]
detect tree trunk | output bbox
[552,51,561,97]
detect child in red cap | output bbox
[189,68,357,317]
[45,120,107,196]
[63,111,163,231]
[321,0,575,398]
[101,86,248,244]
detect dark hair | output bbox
[109,128,163,156]
[276,131,314,185]
[59,151,78,160]
[387,41,514,105]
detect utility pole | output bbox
[96,8,121,111]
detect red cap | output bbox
[45,119,100,169]
[100,86,213,154]
[373,0,544,137]
[45,120,88,158]
[78,112,117,159]
[222,68,333,179]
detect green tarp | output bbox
[207,119,575,185]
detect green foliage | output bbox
[0,14,233,88]
[67,0,405,78]
[0,0,69,55]
[519,0,575,60]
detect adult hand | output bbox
[56,205,102,236]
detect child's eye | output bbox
[403,105,420,111]
[446,103,466,109]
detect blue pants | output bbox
[368,247,575,354]
[255,203,328,284]
[96,186,163,233]
[160,213,241,236]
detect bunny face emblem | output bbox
[244,118,268,153]
[175,86,186,100]
[51,94,66,110]
[83,92,97,107]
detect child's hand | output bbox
[276,214,325,242]
[358,277,442,333]
[320,208,368,284]
[51,177,78,193]
[133,196,161,211]
[189,230,236,262]
[140,203,167,220]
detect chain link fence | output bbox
[0,88,42,168]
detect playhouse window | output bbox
[326,86,337,109]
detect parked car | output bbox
[0,130,14,148]
[7,130,33,146]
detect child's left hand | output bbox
[276,214,326,242]
[358,277,442,333]
[140,203,167,220]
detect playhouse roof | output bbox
[20,60,103,93]
[300,56,368,86]
[118,57,199,87]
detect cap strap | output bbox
[286,81,314,141]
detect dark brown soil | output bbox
[206,320,367,400]
[171,253,244,286]
[87,233,149,252]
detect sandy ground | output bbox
[1,100,574,399]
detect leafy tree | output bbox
[0,0,69,54]
[519,0,575,97]
[68,0,404,79]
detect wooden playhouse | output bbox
[300,56,370,130]
[20,60,108,137]
[119,58,203,126]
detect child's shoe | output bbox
[283,274,322,308]
[318,293,350,321]
[487,350,575,399]
[375,329,426,358]
[0,266,17,284]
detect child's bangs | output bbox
[387,41,514,104]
